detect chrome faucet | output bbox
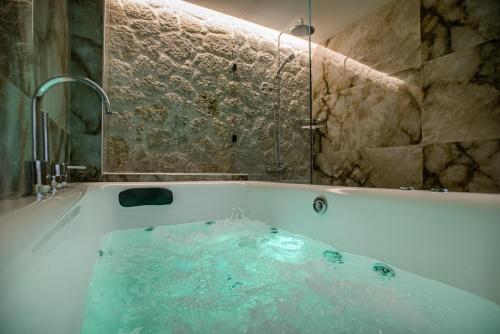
[31,75,112,196]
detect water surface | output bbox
[82,217,500,334]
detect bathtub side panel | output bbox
[243,184,500,304]
[97,183,247,230]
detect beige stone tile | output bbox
[326,0,420,75]
[106,135,131,171]
[313,66,422,152]
[321,87,359,151]
[356,68,422,148]
[314,145,423,189]
[311,45,405,102]
[360,146,423,189]
[421,0,500,61]
[424,139,500,193]
[422,39,500,143]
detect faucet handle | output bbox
[53,163,62,177]
[67,165,87,170]
[62,164,87,185]
[52,163,66,189]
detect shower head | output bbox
[290,18,315,36]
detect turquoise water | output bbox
[82,216,500,334]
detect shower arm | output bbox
[276,29,293,74]
[276,20,299,72]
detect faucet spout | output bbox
[31,75,112,195]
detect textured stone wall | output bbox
[312,0,500,193]
[103,0,310,182]
[0,0,70,198]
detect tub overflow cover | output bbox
[313,196,328,215]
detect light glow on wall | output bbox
[119,1,404,93]
[126,0,315,51]
[317,46,406,88]
[124,1,402,87]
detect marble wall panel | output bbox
[69,0,103,134]
[313,145,423,189]
[312,0,500,193]
[311,45,422,99]
[0,0,33,95]
[0,73,32,198]
[0,0,33,199]
[424,139,500,193]
[316,85,360,151]
[34,0,70,108]
[34,0,69,35]
[48,117,70,163]
[69,0,104,181]
[325,0,420,75]
[313,65,422,153]
[421,0,500,61]
[0,0,71,198]
[353,69,422,148]
[311,0,424,191]
[33,0,71,164]
[70,0,103,44]
[69,133,102,181]
[422,39,500,143]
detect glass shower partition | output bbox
[101,0,313,183]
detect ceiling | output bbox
[185,0,391,43]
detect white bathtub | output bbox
[1,181,499,334]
